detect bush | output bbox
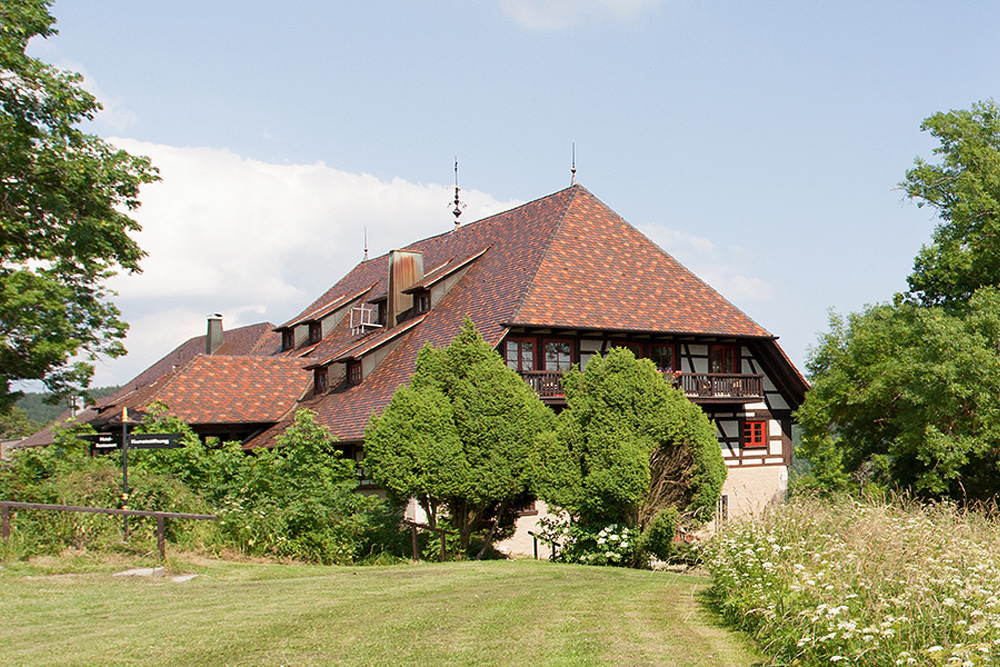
[638,507,679,562]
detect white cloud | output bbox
[638,224,775,304]
[92,140,519,387]
[498,0,661,31]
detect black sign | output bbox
[127,433,184,449]
[76,433,123,449]
[76,432,183,450]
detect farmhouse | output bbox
[25,185,808,523]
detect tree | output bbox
[364,319,554,555]
[531,347,726,531]
[796,289,1000,501]
[904,99,1000,307]
[0,405,39,437]
[0,0,159,410]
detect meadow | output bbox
[707,496,1000,666]
[0,557,762,667]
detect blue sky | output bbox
[27,0,1000,387]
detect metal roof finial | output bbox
[571,142,577,185]
[363,226,369,262]
[452,156,465,229]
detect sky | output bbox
[22,0,1000,388]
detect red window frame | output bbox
[710,345,740,374]
[314,367,328,394]
[505,338,536,372]
[347,361,363,386]
[414,291,431,313]
[648,343,678,372]
[742,420,767,448]
[543,339,574,371]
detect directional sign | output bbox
[127,433,184,449]
[76,432,123,449]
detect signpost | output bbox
[75,410,184,539]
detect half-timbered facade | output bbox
[24,184,807,528]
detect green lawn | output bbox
[0,557,763,667]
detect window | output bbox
[505,339,535,372]
[281,329,295,351]
[347,361,363,386]
[710,345,740,374]
[649,343,677,372]
[614,341,643,357]
[544,340,573,371]
[414,291,431,313]
[373,300,386,325]
[308,322,322,344]
[742,420,767,448]
[314,367,328,394]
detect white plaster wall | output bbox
[498,501,562,559]
[721,465,788,519]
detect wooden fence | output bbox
[0,501,217,560]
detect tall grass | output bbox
[706,496,1000,666]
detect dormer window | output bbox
[375,300,386,325]
[414,291,431,314]
[281,329,295,351]
[314,367,328,394]
[347,361,363,386]
[308,322,322,344]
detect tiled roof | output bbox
[18,321,280,447]
[277,284,376,329]
[257,185,780,445]
[510,189,773,337]
[27,185,800,450]
[93,355,312,426]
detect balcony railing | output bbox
[520,370,567,399]
[675,373,763,402]
[517,370,763,403]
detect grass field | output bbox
[0,556,763,667]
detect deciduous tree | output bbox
[0,0,159,409]
[797,289,1000,501]
[904,99,1000,306]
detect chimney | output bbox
[386,250,423,327]
[206,313,224,354]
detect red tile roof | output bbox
[27,185,802,449]
[93,355,312,426]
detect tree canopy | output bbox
[364,319,554,554]
[799,100,1000,501]
[0,0,158,410]
[797,289,1000,501]
[904,99,1000,307]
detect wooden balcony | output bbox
[518,370,763,404]
[674,372,764,403]
[520,370,567,400]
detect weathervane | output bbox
[452,156,465,229]
[571,142,577,185]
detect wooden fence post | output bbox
[156,515,166,560]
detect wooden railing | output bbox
[519,370,567,399]
[0,501,217,560]
[675,373,763,401]
[517,370,763,402]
